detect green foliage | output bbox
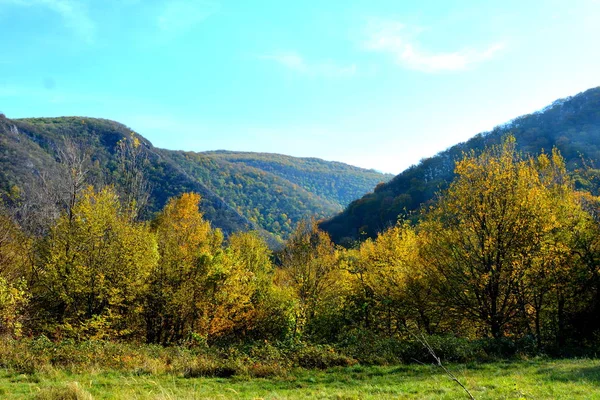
[206,151,392,209]
[337,330,542,365]
[291,343,356,369]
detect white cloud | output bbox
[157,0,219,36]
[0,0,95,42]
[259,51,357,78]
[364,19,505,72]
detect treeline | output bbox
[3,137,600,356]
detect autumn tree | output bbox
[145,192,223,344]
[514,150,587,347]
[278,219,347,338]
[419,138,564,338]
[32,186,158,339]
[0,204,30,337]
[351,222,439,335]
[225,231,295,341]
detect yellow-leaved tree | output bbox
[419,137,566,338]
[147,193,288,344]
[278,219,348,338]
[0,206,30,337]
[225,231,295,341]
[145,192,222,344]
[353,222,438,335]
[33,186,158,339]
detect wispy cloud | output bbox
[0,0,95,42]
[363,19,505,73]
[157,0,219,36]
[259,51,357,78]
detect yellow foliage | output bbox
[35,186,158,339]
[419,137,583,338]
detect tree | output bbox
[145,192,223,344]
[33,186,158,339]
[0,204,30,337]
[225,231,294,341]
[278,219,346,338]
[17,137,92,237]
[353,222,438,335]
[420,138,563,338]
[114,132,150,220]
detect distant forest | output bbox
[0,114,390,243]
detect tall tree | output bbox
[225,231,294,341]
[354,222,438,335]
[145,192,223,344]
[420,138,563,338]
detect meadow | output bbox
[2,358,600,399]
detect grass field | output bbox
[1,358,600,399]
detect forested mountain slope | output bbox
[204,151,391,208]
[0,115,390,240]
[320,86,600,244]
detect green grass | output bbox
[2,358,600,399]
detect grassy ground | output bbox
[1,358,600,399]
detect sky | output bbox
[1,0,599,174]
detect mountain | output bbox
[320,86,600,244]
[0,115,391,242]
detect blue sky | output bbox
[1,0,599,173]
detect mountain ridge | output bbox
[320,86,600,244]
[0,114,391,241]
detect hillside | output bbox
[320,86,600,244]
[0,115,390,241]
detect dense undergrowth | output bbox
[1,333,587,380]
